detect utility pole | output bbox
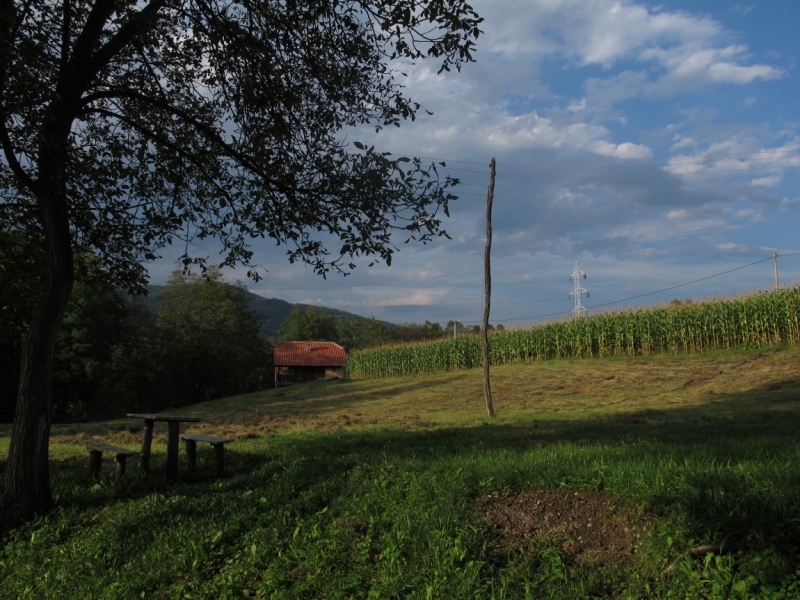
[482,157,495,418]
[453,321,456,339]
[569,260,589,318]
[774,253,780,290]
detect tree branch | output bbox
[60,0,71,77]
[81,88,300,198]
[64,0,117,90]
[82,105,237,207]
[73,0,168,94]
[0,119,37,193]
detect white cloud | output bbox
[751,175,782,187]
[644,45,783,96]
[664,138,800,185]
[488,1,785,104]
[672,135,696,150]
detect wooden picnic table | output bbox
[126,413,201,482]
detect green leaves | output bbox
[278,306,337,342]
[1,0,479,287]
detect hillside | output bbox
[143,284,393,338]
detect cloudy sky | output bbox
[153,0,800,327]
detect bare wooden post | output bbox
[774,253,780,290]
[89,450,102,480]
[214,443,225,478]
[166,421,180,482]
[482,158,496,418]
[139,419,154,472]
[185,438,197,471]
[114,455,128,484]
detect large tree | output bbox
[278,305,338,342]
[157,267,271,404]
[0,0,481,524]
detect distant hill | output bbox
[144,285,393,338]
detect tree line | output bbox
[1,250,270,423]
[278,305,505,350]
[2,241,501,423]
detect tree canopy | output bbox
[337,316,393,351]
[1,0,480,286]
[157,267,271,402]
[278,305,338,342]
[0,0,482,525]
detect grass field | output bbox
[1,345,799,598]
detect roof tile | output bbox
[273,341,346,367]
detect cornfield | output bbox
[344,287,800,379]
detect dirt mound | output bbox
[483,489,651,568]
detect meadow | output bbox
[0,345,799,598]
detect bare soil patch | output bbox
[483,489,651,569]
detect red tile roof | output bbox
[273,341,346,367]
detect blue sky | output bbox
[152,0,800,327]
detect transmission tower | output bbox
[569,260,589,318]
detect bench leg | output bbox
[115,454,128,484]
[89,450,102,479]
[185,439,197,472]
[139,419,154,472]
[166,421,180,483]
[214,443,225,478]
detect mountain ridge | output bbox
[144,285,394,338]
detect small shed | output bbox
[273,341,346,387]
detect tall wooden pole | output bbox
[774,253,780,290]
[482,158,496,417]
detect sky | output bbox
[152,0,800,328]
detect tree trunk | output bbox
[57,381,69,424]
[1,149,74,529]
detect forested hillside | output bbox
[144,285,393,338]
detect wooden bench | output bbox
[87,443,137,483]
[180,434,233,478]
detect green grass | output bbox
[1,346,799,598]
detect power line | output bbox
[250,279,558,290]
[250,254,799,292]
[495,157,800,175]
[499,150,800,167]
[584,257,774,311]
[457,165,799,184]
[449,168,800,189]
[459,255,781,324]
[301,297,569,310]
[354,147,800,168]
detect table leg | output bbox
[89,450,102,480]
[214,443,225,478]
[115,455,127,484]
[166,420,180,482]
[140,419,154,472]
[185,438,197,471]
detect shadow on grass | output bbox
[4,377,799,563]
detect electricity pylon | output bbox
[569,260,589,318]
